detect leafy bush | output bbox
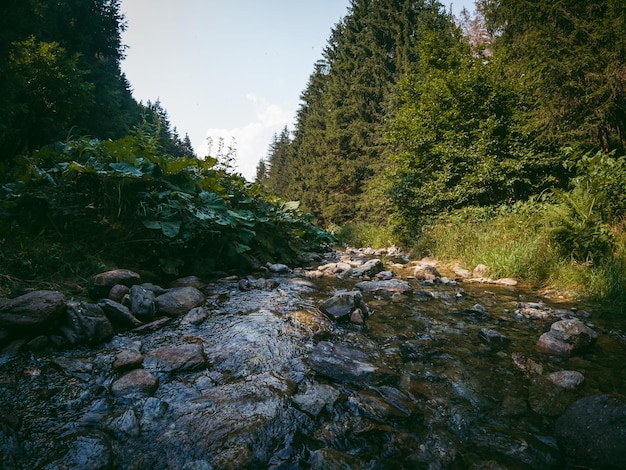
[0,135,334,283]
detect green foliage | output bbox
[332,221,400,249]
[0,135,334,282]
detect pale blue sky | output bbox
[121,1,473,179]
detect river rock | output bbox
[317,262,353,278]
[129,285,156,321]
[351,258,384,278]
[110,369,158,397]
[268,263,291,274]
[155,286,205,316]
[112,349,144,370]
[473,264,489,277]
[355,279,412,295]
[182,307,209,325]
[144,342,207,372]
[319,291,370,322]
[91,269,140,298]
[108,284,130,303]
[60,300,114,345]
[413,263,440,280]
[292,383,340,417]
[104,408,140,437]
[537,319,598,356]
[98,299,142,328]
[546,370,585,390]
[0,290,66,328]
[452,266,472,279]
[308,341,392,385]
[48,432,112,470]
[555,394,626,469]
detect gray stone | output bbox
[555,394,626,469]
[112,349,144,370]
[110,369,158,397]
[413,263,440,280]
[61,301,113,345]
[355,279,412,294]
[182,307,209,325]
[319,291,370,322]
[546,370,585,390]
[268,263,291,274]
[129,285,156,321]
[479,328,510,345]
[98,299,142,328]
[144,342,207,372]
[537,319,598,357]
[351,258,384,278]
[47,433,112,470]
[0,290,66,328]
[155,287,205,316]
[536,333,574,357]
[108,284,129,303]
[292,383,340,417]
[308,341,393,385]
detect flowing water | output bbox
[1,254,625,469]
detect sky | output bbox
[120,1,474,180]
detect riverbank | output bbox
[1,246,625,468]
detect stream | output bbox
[1,248,625,469]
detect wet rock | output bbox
[144,342,207,372]
[319,291,370,322]
[289,309,332,337]
[546,370,585,390]
[479,328,510,346]
[182,307,209,325]
[112,349,144,370]
[528,376,573,416]
[140,283,168,296]
[292,383,340,417]
[495,278,518,286]
[129,285,156,321]
[140,397,169,432]
[309,341,393,385]
[60,301,113,345]
[98,299,142,328]
[46,432,112,470]
[110,369,158,397]
[348,391,410,423]
[351,258,384,278]
[131,317,173,333]
[287,278,319,292]
[104,408,140,437]
[375,270,394,280]
[0,290,66,328]
[355,279,412,295]
[317,262,353,278]
[537,319,598,357]
[108,284,129,303]
[555,394,626,469]
[155,286,205,316]
[309,448,361,469]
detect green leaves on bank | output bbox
[0,135,334,280]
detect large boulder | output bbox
[129,285,156,321]
[155,287,205,317]
[555,394,626,469]
[0,290,66,328]
[355,279,412,295]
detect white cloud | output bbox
[199,94,292,181]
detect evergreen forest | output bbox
[259,0,626,302]
[1,0,626,302]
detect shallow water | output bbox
[1,266,625,469]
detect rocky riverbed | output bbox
[1,247,625,469]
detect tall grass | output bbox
[411,202,626,301]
